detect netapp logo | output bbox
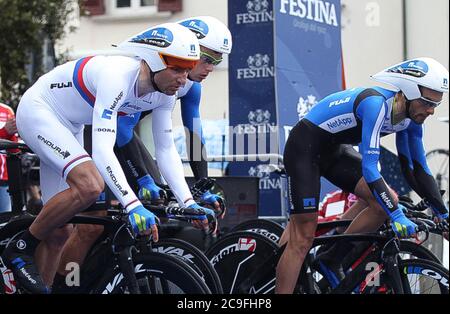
[327,117,354,130]
[106,166,128,196]
[380,192,394,209]
[37,135,71,159]
[319,113,356,133]
[110,91,124,110]
[50,82,72,89]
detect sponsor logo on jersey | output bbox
[37,135,71,159]
[237,53,274,80]
[110,91,123,110]
[319,113,357,133]
[303,197,316,209]
[279,0,339,27]
[131,27,173,48]
[329,96,351,107]
[380,191,394,209]
[50,82,73,89]
[95,128,115,133]
[101,109,113,120]
[123,103,143,111]
[236,0,273,25]
[106,166,128,196]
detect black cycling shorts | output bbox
[283,119,363,215]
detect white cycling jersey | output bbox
[16,55,193,211]
[177,79,194,98]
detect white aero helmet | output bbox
[371,57,449,100]
[177,16,232,54]
[117,22,200,72]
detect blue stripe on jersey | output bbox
[181,82,205,144]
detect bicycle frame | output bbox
[0,213,143,294]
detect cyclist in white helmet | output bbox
[1,23,205,294]
[49,16,232,293]
[276,57,449,293]
[113,16,232,222]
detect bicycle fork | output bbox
[116,248,140,294]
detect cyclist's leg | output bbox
[335,199,368,233]
[56,209,106,284]
[3,100,104,292]
[323,145,398,233]
[275,122,321,294]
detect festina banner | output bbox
[274,0,345,201]
[228,0,283,217]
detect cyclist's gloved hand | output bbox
[128,205,159,241]
[201,191,225,218]
[137,175,165,203]
[389,205,418,237]
[186,201,215,230]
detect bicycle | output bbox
[205,196,448,294]
[0,139,216,294]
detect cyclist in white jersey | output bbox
[50,17,233,292]
[0,23,206,294]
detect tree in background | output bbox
[0,0,82,108]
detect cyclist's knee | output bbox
[68,170,105,207]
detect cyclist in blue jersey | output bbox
[275,57,449,294]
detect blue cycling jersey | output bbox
[304,86,430,214]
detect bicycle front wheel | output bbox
[93,252,211,294]
[399,259,449,294]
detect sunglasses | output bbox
[417,96,442,108]
[200,51,223,66]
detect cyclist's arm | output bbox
[180,82,208,180]
[91,72,140,212]
[357,96,397,214]
[152,99,194,206]
[396,130,424,194]
[404,122,447,215]
[116,112,149,180]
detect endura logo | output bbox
[106,166,128,196]
[380,192,394,209]
[37,135,71,159]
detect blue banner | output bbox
[228,0,283,217]
[274,0,344,150]
[274,0,344,201]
